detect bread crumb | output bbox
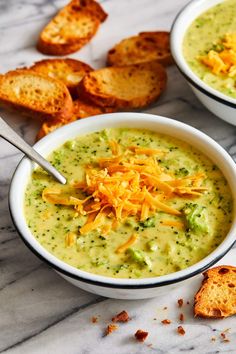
[135,329,149,342]
[91,316,98,323]
[220,332,230,342]
[112,310,130,323]
[222,328,231,333]
[211,336,216,342]
[220,332,226,339]
[177,326,185,336]
[177,299,184,308]
[179,313,184,322]
[163,306,168,310]
[161,319,171,325]
[105,324,118,335]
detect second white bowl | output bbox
[171,0,236,125]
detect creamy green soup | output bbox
[183,0,236,98]
[24,129,233,279]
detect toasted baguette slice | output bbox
[194,265,236,318]
[30,59,93,97]
[36,117,76,141]
[36,98,115,140]
[0,70,73,121]
[37,0,107,55]
[107,31,173,67]
[73,98,116,118]
[79,61,167,108]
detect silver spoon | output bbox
[0,117,66,184]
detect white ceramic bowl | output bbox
[9,113,236,299]
[171,0,236,125]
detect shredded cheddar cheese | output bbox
[42,140,207,235]
[200,33,236,77]
[223,33,236,51]
[116,234,138,253]
[109,140,120,155]
[161,220,184,229]
[65,232,77,246]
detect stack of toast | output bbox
[0,0,174,140]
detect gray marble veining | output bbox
[0,0,235,352]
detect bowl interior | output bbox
[9,113,236,287]
[171,0,236,106]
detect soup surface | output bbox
[25,128,233,278]
[183,0,236,98]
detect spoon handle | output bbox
[0,117,66,184]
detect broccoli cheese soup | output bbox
[24,128,233,278]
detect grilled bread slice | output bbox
[37,0,107,55]
[79,61,167,108]
[107,31,173,67]
[194,265,236,318]
[30,58,93,97]
[36,98,115,140]
[0,70,73,121]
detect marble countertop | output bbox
[0,0,235,353]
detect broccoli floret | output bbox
[175,167,189,177]
[91,260,107,267]
[64,140,76,150]
[127,248,152,268]
[127,248,143,262]
[125,218,138,228]
[146,240,158,252]
[139,217,155,228]
[182,203,209,234]
[211,43,225,52]
[99,129,109,141]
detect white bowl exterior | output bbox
[171,0,236,125]
[190,85,236,125]
[9,113,236,299]
[59,272,195,299]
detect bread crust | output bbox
[107,31,173,67]
[30,58,93,97]
[36,98,115,140]
[194,265,236,318]
[37,0,107,55]
[36,117,76,141]
[73,98,116,118]
[78,61,167,108]
[37,38,87,56]
[0,70,73,121]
